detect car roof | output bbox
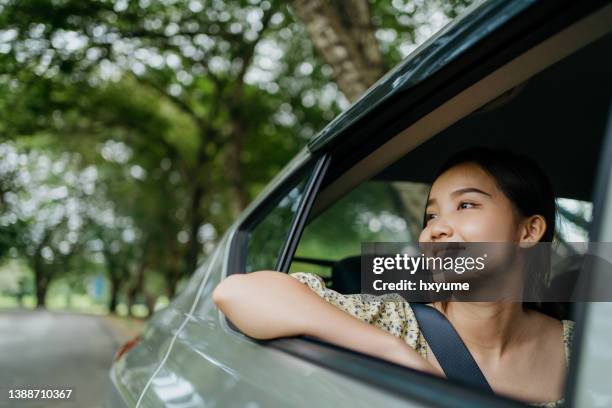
[306,0,534,153]
[374,31,612,202]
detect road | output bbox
[0,310,131,408]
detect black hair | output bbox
[425,147,564,319]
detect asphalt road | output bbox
[0,310,126,408]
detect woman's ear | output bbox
[519,215,547,247]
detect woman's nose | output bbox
[429,218,453,240]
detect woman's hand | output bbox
[213,270,442,376]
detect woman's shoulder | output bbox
[290,271,327,292]
[526,310,575,360]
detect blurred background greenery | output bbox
[0,0,474,317]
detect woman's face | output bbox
[419,162,522,244]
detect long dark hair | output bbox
[425,147,564,319]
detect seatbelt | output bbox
[410,303,493,393]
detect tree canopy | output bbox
[0,0,473,313]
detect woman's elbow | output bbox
[212,270,280,309]
[212,274,243,308]
[212,271,294,339]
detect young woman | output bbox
[213,147,574,407]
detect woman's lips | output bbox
[432,243,466,258]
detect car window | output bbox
[556,198,592,242]
[290,181,429,279]
[291,182,594,287]
[245,167,313,273]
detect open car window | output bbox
[290,181,429,286]
[291,182,426,259]
[291,180,594,293]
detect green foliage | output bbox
[368,0,474,69]
[0,0,473,311]
[296,182,416,262]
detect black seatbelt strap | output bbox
[410,303,493,393]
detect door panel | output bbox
[142,232,424,407]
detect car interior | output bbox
[290,24,612,322]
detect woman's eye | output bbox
[458,201,477,210]
[425,213,437,222]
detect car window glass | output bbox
[290,181,429,278]
[556,198,592,242]
[245,169,312,272]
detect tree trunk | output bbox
[227,120,249,218]
[35,271,47,308]
[108,277,120,314]
[35,283,47,308]
[128,248,149,317]
[144,293,157,317]
[221,9,274,217]
[185,182,205,276]
[289,0,384,102]
[388,183,431,239]
[103,248,124,314]
[166,272,179,299]
[126,286,136,317]
[166,252,184,300]
[32,255,48,309]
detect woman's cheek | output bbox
[457,211,513,242]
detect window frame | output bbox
[564,102,612,407]
[221,2,612,407]
[227,153,330,276]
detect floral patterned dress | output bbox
[290,272,574,408]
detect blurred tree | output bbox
[289,0,473,102]
[0,0,342,292]
[0,144,97,307]
[0,0,475,311]
[287,0,473,236]
[0,146,20,259]
[288,0,383,102]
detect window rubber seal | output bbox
[276,153,330,273]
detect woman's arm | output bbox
[213,270,441,375]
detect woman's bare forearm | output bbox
[213,271,317,339]
[212,271,441,375]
